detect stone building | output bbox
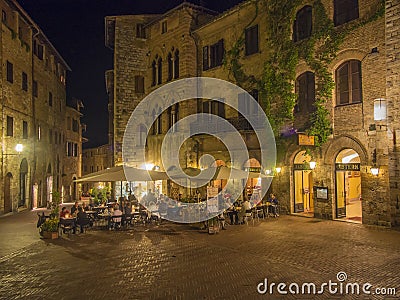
[64,100,85,202]
[81,144,112,193]
[0,0,82,213]
[105,0,400,226]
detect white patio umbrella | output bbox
[74,165,168,182]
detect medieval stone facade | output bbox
[0,0,83,213]
[105,0,400,226]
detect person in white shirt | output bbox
[238,196,251,224]
[110,204,123,229]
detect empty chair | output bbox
[77,217,91,233]
[59,218,76,236]
[244,209,254,226]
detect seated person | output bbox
[81,202,89,212]
[238,196,251,224]
[77,206,91,232]
[124,202,132,215]
[70,201,79,216]
[218,213,226,230]
[267,193,279,217]
[111,204,123,229]
[60,207,70,218]
[227,205,239,225]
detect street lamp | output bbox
[370,166,379,176]
[15,144,23,153]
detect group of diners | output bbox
[225,193,279,225]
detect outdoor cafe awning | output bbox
[74,165,168,182]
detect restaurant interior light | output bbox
[275,167,282,174]
[265,169,272,175]
[145,163,154,170]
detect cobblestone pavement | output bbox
[0,214,399,300]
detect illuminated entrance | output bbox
[335,149,362,223]
[293,151,314,216]
[243,158,261,200]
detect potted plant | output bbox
[40,190,61,239]
[40,218,59,239]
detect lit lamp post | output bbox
[15,143,23,153]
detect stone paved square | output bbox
[0,212,399,299]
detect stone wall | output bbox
[386,0,400,225]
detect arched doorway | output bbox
[19,159,28,207]
[293,151,314,216]
[335,149,362,223]
[4,172,13,213]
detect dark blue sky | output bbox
[18,0,242,148]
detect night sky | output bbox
[18,0,243,148]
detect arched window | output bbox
[293,6,312,42]
[174,50,179,79]
[167,53,173,81]
[151,60,156,86]
[335,60,362,105]
[168,104,179,132]
[137,124,147,146]
[334,0,359,26]
[295,72,315,113]
[152,109,157,135]
[157,57,162,85]
[157,108,162,134]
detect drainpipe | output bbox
[31,25,39,209]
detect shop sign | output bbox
[294,163,311,170]
[335,163,360,171]
[246,167,261,173]
[298,134,315,146]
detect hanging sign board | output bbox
[298,134,315,146]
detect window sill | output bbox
[244,50,261,58]
[203,65,223,71]
[335,102,362,108]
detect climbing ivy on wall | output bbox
[224,0,385,147]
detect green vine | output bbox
[224,0,385,147]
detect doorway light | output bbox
[370,166,379,176]
[15,143,23,153]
